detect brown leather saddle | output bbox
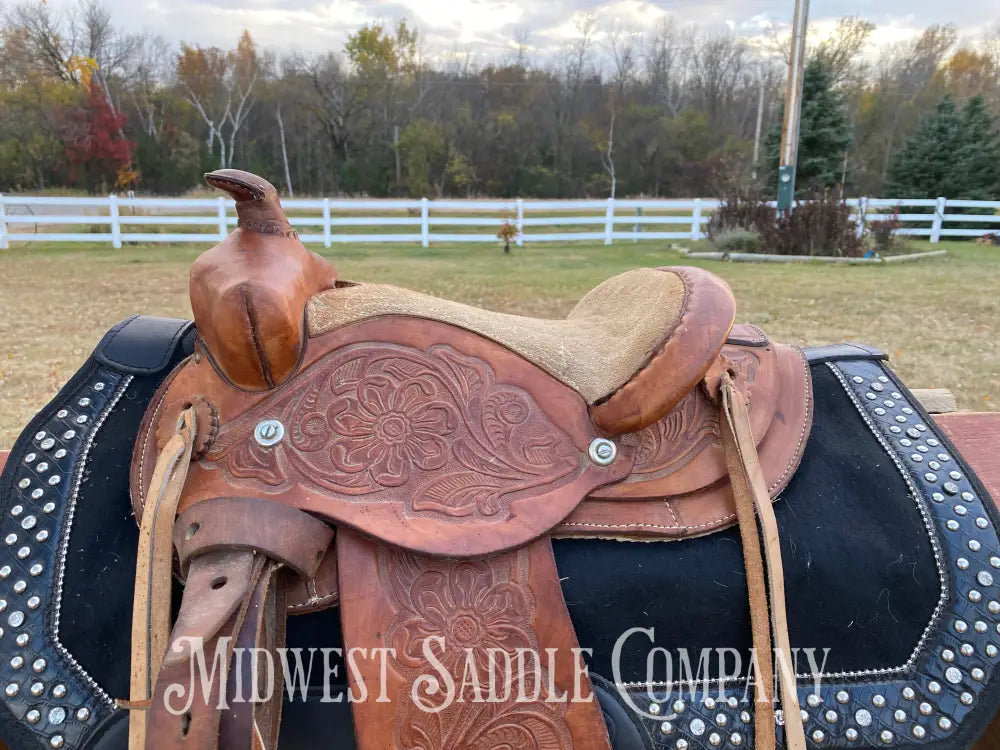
[126,170,813,750]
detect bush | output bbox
[712,229,761,253]
[760,195,865,257]
[706,186,774,241]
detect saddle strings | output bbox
[125,407,198,750]
[719,373,807,750]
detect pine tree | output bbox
[887,95,1000,199]
[763,57,852,196]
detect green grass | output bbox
[0,238,996,448]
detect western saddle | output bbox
[126,170,813,750]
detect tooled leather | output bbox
[338,529,611,750]
[556,343,813,538]
[134,317,633,558]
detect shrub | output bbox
[706,186,774,241]
[759,195,865,257]
[497,217,518,253]
[713,229,761,253]
[868,207,902,255]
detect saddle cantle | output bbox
[121,170,819,750]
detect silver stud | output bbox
[955,504,967,515]
[12,580,25,594]
[48,707,66,725]
[16,547,28,559]
[40,438,55,450]
[807,694,821,707]
[943,649,955,662]
[956,621,969,635]
[939,717,952,731]
[970,540,982,552]
[979,571,994,587]
[7,612,24,628]
[910,453,922,462]
[928,681,942,694]
[26,597,39,610]
[61,431,75,441]
[837,690,850,704]
[50,736,64,749]
[75,415,87,425]
[78,397,91,407]
[4,683,17,697]
[29,681,43,696]
[715,713,727,726]
[988,644,998,658]
[917,444,928,453]
[961,643,974,657]
[958,558,970,570]
[46,476,59,486]
[15,634,28,646]
[972,668,985,681]
[875,408,886,416]
[34,432,45,441]
[961,692,974,705]
[912,725,926,739]
[21,516,35,530]
[3,534,15,546]
[927,437,939,446]
[31,489,43,500]
[52,683,66,698]
[94,382,105,391]
[825,710,837,723]
[32,658,46,673]
[649,702,661,715]
[9,656,22,669]
[925,473,938,482]
[659,721,673,735]
[54,449,66,459]
[950,470,963,480]
[932,492,945,503]
[892,709,905,722]
[35,462,47,473]
[0,566,11,579]
[673,699,685,713]
[970,590,983,603]
[929,461,941,470]
[977,517,990,528]
[740,711,751,723]
[17,479,30,490]
[919,702,933,716]
[25,709,39,724]
[846,728,859,741]
[690,718,706,736]
[977,620,989,633]
[852,376,864,384]
[947,520,960,531]
[889,426,901,433]
[964,492,976,502]
[254,419,285,447]
[871,382,884,392]
[880,729,894,744]
[35,531,48,543]
[944,482,959,495]
[856,709,873,727]
[42,502,55,513]
[727,697,738,709]
[29,563,42,577]
[676,741,688,750]
[812,730,825,743]
[24,453,36,464]
[895,415,907,423]
[708,732,722,747]
[76,707,91,721]
[730,732,742,746]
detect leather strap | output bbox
[337,528,613,750]
[128,407,198,750]
[720,374,806,750]
[174,497,333,578]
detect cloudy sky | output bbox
[52,0,1000,61]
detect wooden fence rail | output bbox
[0,195,998,249]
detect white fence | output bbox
[0,194,998,249]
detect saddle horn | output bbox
[191,169,337,391]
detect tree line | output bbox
[1,1,998,200]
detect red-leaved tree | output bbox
[62,85,135,192]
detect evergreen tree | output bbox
[887,95,1000,199]
[763,57,852,196]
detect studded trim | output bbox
[0,370,127,749]
[619,359,1000,749]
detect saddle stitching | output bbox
[766,346,813,495]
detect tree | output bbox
[62,83,135,191]
[764,57,852,195]
[887,95,1000,199]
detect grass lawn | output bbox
[0,238,996,448]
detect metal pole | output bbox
[776,0,810,214]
